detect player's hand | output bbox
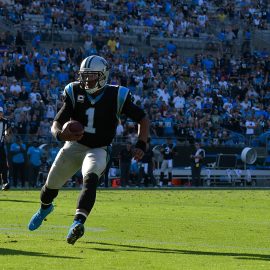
[132,148,144,161]
[59,126,84,141]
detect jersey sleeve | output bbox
[63,83,76,109]
[54,83,74,125]
[118,86,146,123]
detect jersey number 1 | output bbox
[85,108,96,133]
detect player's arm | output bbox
[51,91,83,142]
[121,92,149,160]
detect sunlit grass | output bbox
[0,189,270,270]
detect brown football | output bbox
[62,120,84,133]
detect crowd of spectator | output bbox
[1,0,269,40]
[0,0,269,148]
[0,31,269,147]
[0,0,268,190]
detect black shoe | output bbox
[2,183,10,191]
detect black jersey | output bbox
[0,118,10,147]
[54,82,146,148]
[161,143,174,160]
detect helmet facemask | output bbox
[79,71,106,94]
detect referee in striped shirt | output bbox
[0,107,11,190]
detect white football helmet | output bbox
[79,55,109,94]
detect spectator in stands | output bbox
[14,60,25,81]
[18,86,29,101]
[166,40,177,54]
[245,116,257,146]
[173,91,185,110]
[25,60,36,80]
[190,142,205,186]
[45,102,56,121]
[47,141,60,165]
[107,36,117,53]
[15,30,26,48]
[27,141,42,187]
[152,112,165,137]
[31,32,41,49]
[37,118,52,143]
[83,19,95,36]
[28,114,40,142]
[16,112,28,141]
[116,119,124,142]
[10,135,26,188]
[10,79,21,95]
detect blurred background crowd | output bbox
[0,0,269,147]
[0,0,269,187]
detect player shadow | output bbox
[0,199,37,203]
[86,242,270,261]
[0,248,81,259]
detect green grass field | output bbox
[0,189,270,270]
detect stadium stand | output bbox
[0,0,269,188]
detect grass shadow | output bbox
[86,242,270,261]
[0,199,37,203]
[0,248,81,259]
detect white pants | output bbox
[161,159,173,173]
[46,141,108,189]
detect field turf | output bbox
[0,189,270,270]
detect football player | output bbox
[159,138,176,187]
[28,55,149,245]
